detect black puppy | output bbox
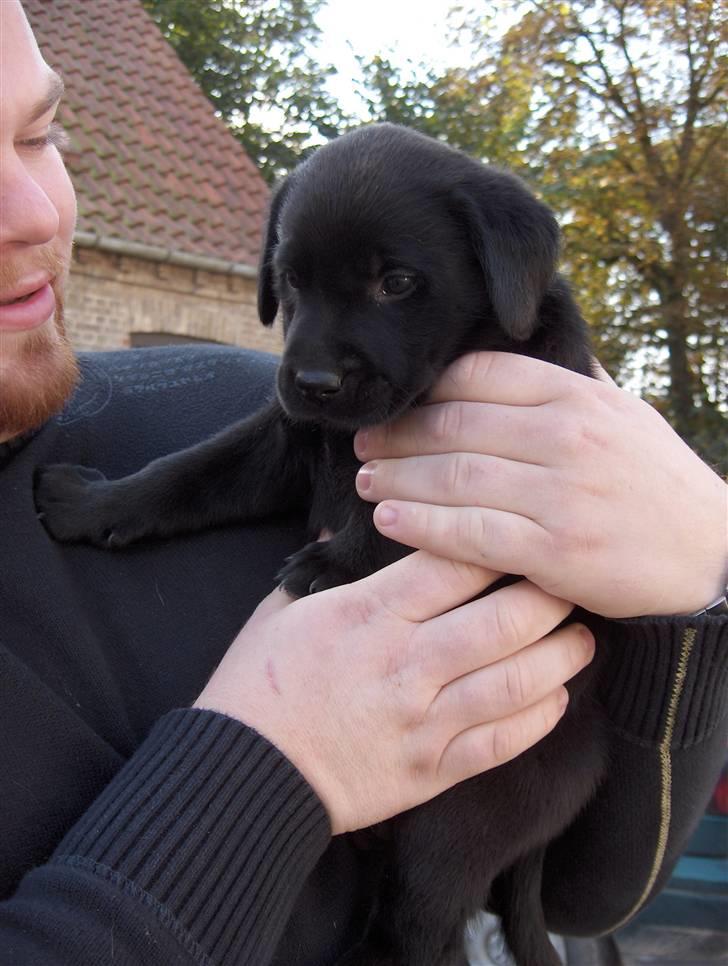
[36,123,607,966]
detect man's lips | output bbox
[0,282,56,332]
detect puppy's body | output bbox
[37,124,607,966]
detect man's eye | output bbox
[19,122,69,153]
[380,273,418,299]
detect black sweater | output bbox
[0,346,725,966]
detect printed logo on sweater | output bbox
[111,352,219,396]
[56,348,277,426]
[56,357,113,425]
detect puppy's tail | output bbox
[498,848,562,966]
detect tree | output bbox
[141,0,345,182]
[361,1,728,470]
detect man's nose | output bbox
[0,155,60,248]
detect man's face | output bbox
[0,0,79,443]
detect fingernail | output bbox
[376,504,398,527]
[354,430,369,459]
[356,463,377,492]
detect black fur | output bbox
[36,124,607,966]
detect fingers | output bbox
[428,351,590,406]
[437,687,570,783]
[416,579,574,685]
[354,352,603,465]
[355,400,549,464]
[360,549,503,623]
[357,452,546,517]
[371,501,551,577]
[427,622,592,735]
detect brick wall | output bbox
[65,244,283,355]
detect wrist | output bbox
[684,590,728,618]
[632,554,727,619]
[669,475,728,616]
[669,567,728,618]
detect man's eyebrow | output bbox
[26,71,65,125]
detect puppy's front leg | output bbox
[278,498,410,596]
[35,400,316,548]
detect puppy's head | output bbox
[258,123,560,431]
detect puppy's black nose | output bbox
[294,370,343,400]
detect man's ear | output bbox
[453,171,559,341]
[257,177,291,326]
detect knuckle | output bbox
[456,507,490,559]
[555,403,607,459]
[444,674,477,722]
[441,555,482,592]
[549,520,604,559]
[429,401,464,445]
[551,417,584,459]
[491,594,522,648]
[445,451,472,492]
[421,502,444,546]
[502,658,530,708]
[452,351,484,389]
[489,721,514,765]
[341,587,381,628]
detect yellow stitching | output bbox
[606,627,696,932]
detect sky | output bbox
[315,0,469,117]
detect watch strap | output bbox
[689,593,728,617]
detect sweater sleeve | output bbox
[0,709,331,966]
[542,612,728,937]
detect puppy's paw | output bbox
[277,540,355,597]
[35,464,143,547]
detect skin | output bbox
[0,2,79,442]
[196,553,594,834]
[4,0,594,837]
[354,353,728,619]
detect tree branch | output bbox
[613,0,670,186]
[686,119,728,183]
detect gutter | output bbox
[73,231,258,279]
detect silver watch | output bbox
[689,591,728,617]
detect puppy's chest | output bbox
[306,431,361,534]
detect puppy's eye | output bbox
[284,269,300,289]
[380,273,417,299]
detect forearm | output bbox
[542,613,728,935]
[0,709,331,966]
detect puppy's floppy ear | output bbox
[454,172,560,341]
[257,177,291,326]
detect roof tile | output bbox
[25,0,269,268]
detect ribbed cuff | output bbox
[53,708,331,965]
[593,614,728,745]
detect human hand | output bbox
[354,352,728,619]
[195,552,593,834]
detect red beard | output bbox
[0,247,80,442]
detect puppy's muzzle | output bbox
[294,369,343,401]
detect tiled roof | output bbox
[25,0,269,268]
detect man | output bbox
[1,2,726,963]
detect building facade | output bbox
[25,0,281,355]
